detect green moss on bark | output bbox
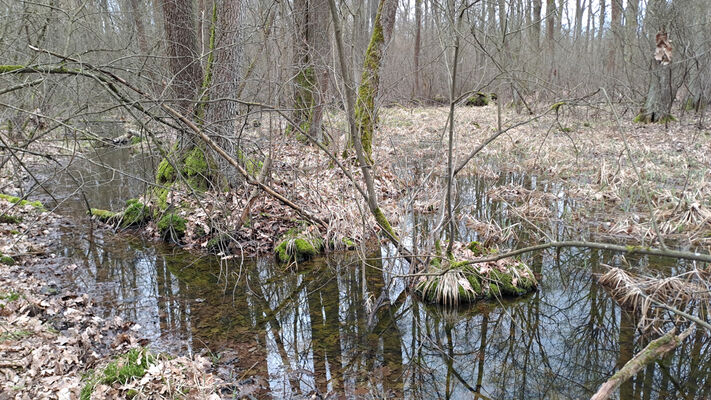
[373,207,398,241]
[90,208,117,223]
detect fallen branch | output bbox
[590,326,694,400]
[394,241,711,278]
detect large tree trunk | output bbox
[607,0,622,73]
[353,0,398,162]
[204,0,244,184]
[161,0,203,115]
[545,0,555,75]
[291,0,312,134]
[597,0,605,43]
[532,0,542,49]
[638,59,674,123]
[308,0,331,142]
[637,0,676,123]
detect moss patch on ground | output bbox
[0,194,45,210]
[80,348,155,400]
[0,214,22,224]
[0,252,15,265]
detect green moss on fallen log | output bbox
[89,208,117,223]
[465,92,490,107]
[120,199,150,228]
[0,194,45,210]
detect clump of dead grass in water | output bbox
[598,267,711,332]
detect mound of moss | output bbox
[0,252,15,265]
[415,258,537,305]
[120,199,150,228]
[465,92,491,107]
[274,227,325,263]
[157,213,187,241]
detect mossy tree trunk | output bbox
[158,0,246,192]
[352,0,397,162]
[637,60,674,123]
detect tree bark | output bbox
[128,0,149,54]
[413,0,422,99]
[308,0,331,142]
[204,0,244,184]
[161,0,203,115]
[354,0,398,161]
[532,0,542,49]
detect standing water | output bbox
[27,144,711,399]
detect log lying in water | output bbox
[591,326,694,400]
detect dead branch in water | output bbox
[590,326,694,400]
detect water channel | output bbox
[25,140,711,399]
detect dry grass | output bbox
[598,267,711,331]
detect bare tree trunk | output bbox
[574,0,584,41]
[545,0,555,74]
[161,0,203,115]
[413,0,422,99]
[204,0,243,184]
[291,0,331,143]
[598,0,606,42]
[308,0,331,142]
[532,0,542,49]
[353,0,398,161]
[128,0,149,54]
[607,0,622,73]
[291,0,313,133]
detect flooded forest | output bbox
[1,0,711,399]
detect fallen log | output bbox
[590,326,694,400]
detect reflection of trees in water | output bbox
[65,231,711,399]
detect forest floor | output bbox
[128,103,711,256]
[0,103,709,399]
[0,200,231,399]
